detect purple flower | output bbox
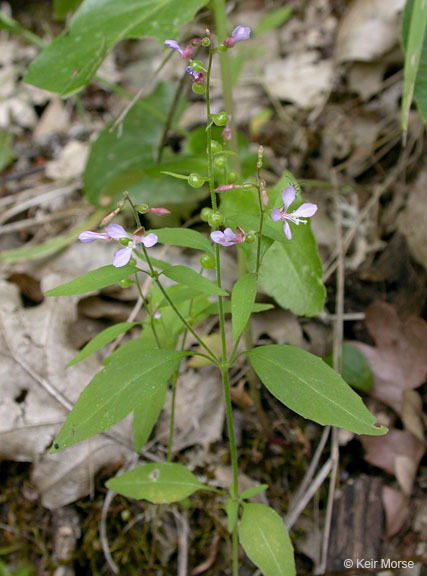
[186,65,204,83]
[221,114,232,141]
[164,40,193,59]
[270,186,317,240]
[211,226,246,247]
[224,26,251,47]
[78,223,158,267]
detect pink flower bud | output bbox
[148,207,171,216]
[261,189,269,206]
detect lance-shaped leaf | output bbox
[25,0,209,96]
[231,273,257,340]
[45,264,137,296]
[106,462,210,503]
[162,265,228,296]
[248,345,387,436]
[67,322,140,367]
[239,503,295,576]
[132,381,167,453]
[151,227,214,254]
[52,349,184,451]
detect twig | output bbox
[190,533,220,576]
[284,458,333,531]
[0,165,45,185]
[0,208,85,235]
[100,454,139,575]
[0,183,79,225]
[284,426,330,527]
[316,176,344,574]
[170,508,190,576]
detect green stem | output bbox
[205,38,239,576]
[133,273,161,348]
[166,331,188,461]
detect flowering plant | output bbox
[44,18,387,576]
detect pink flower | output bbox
[221,114,232,141]
[211,226,245,247]
[148,207,171,216]
[223,26,251,47]
[79,223,157,267]
[261,189,269,206]
[270,186,317,240]
[164,40,193,59]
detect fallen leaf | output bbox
[361,429,424,495]
[382,486,410,537]
[351,302,427,414]
[264,52,334,109]
[45,140,88,181]
[34,98,71,140]
[336,0,405,62]
[398,169,427,271]
[401,390,424,442]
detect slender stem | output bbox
[255,148,265,276]
[205,48,217,210]
[167,331,188,461]
[134,273,161,348]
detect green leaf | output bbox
[106,462,208,503]
[225,498,239,533]
[240,484,268,500]
[151,227,214,255]
[324,343,373,392]
[45,264,137,296]
[83,83,184,205]
[53,0,83,19]
[52,349,183,450]
[248,345,387,435]
[239,503,295,576]
[132,381,166,452]
[161,265,228,296]
[231,273,257,340]
[255,6,293,37]
[0,129,14,171]
[24,0,209,95]
[222,172,325,316]
[401,0,427,127]
[67,322,140,367]
[0,209,104,262]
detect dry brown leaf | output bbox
[401,390,424,442]
[398,169,427,271]
[361,429,424,495]
[351,302,427,414]
[336,0,405,63]
[382,486,409,537]
[0,277,132,509]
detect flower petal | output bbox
[141,233,158,248]
[164,40,183,56]
[113,247,132,268]
[78,231,108,242]
[211,231,233,247]
[283,220,292,240]
[271,208,282,222]
[291,203,318,218]
[281,186,296,211]
[223,228,236,242]
[231,26,251,42]
[105,223,129,239]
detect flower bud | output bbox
[214,155,226,169]
[188,173,206,188]
[210,140,222,154]
[261,189,269,206]
[189,59,207,73]
[201,37,210,46]
[211,112,228,126]
[200,207,213,222]
[208,210,225,228]
[148,207,171,216]
[100,211,116,227]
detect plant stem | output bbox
[205,40,239,576]
[166,331,188,461]
[133,273,161,348]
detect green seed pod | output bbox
[189,59,207,73]
[119,278,132,288]
[208,211,225,228]
[214,155,227,169]
[201,37,210,47]
[135,203,149,214]
[211,112,228,126]
[200,207,213,222]
[192,83,206,95]
[246,232,256,244]
[200,253,216,269]
[210,140,223,154]
[227,170,239,184]
[188,173,205,188]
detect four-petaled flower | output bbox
[223,26,251,47]
[78,223,158,268]
[164,40,193,59]
[270,186,317,240]
[211,226,245,247]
